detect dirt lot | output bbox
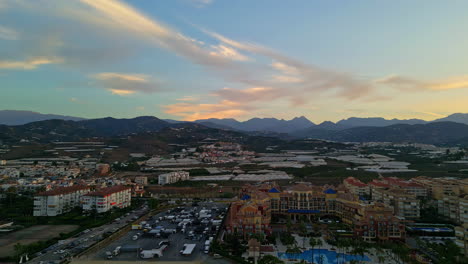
[0,225,78,257]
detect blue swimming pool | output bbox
[278,249,371,264]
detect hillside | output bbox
[0,110,85,125]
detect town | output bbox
[1,137,468,264]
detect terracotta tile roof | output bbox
[286,183,312,192]
[36,185,90,196]
[369,180,390,188]
[84,185,130,197]
[344,177,367,187]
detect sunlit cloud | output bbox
[0,25,18,40]
[94,72,149,82]
[376,75,468,91]
[163,100,251,121]
[0,57,63,70]
[91,72,161,95]
[176,96,199,101]
[209,44,249,61]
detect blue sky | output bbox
[1,0,468,122]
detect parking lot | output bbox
[90,202,227,262]
[30,205,149,264]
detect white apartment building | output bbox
[158,171,190,185]
[82,185,131,213]
[33,185,91,216]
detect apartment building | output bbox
[455,223,468,256]
[372,188,420,219]
[158,171,190,185]
[412,177,460,199]
[33,185,91,216]
[379,177,427,198]
[82,185,131,213]
[343,177,370,196]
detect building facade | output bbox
[33,185,91,216]
[82,185,131,213]
[158,171,190,185]
[372,188,420,219]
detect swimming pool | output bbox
[278,249,371,264]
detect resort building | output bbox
[82,185,131,213]
[226,191,272,238]
[33,185,91,216]
[234,182,406,241]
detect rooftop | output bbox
[84,185,130,197]
[36,185,90,196]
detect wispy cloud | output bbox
[0,25,18,40]
[176,96,199,101]
[0,57,62,70]
[92,72,161,95]
[376,75,468,91]
[188,0,214,8]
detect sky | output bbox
[1,0,468,123]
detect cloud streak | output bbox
[0,25,18,40]
[0,57,62,70]
[92,72,162,95]
[376,75,468,91]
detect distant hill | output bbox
[0,110,85,125]
[433,113,468,125]
[195,116,315,133]
[335,117,427,128]
[80,116,169,136]
[292,121,468,145]
[0,117,171,142]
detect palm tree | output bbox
[309,237,318,263]
[335,239,344,264]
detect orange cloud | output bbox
[109,89,136,95]
[163,100,249,121]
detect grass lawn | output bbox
[0,225,78,257]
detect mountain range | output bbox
[2,110,468,145]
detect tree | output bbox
[250,233,265,243]
[148,198,159,209]
[310,237,318,263]
[258,255,285,264]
